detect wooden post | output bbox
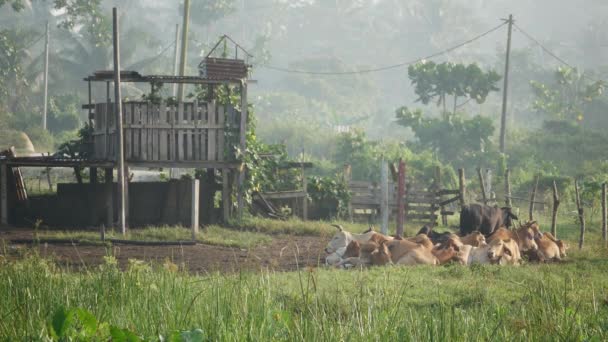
[105,81,111,159]
[236,83,248,220]
[88,80,92,126]
[602,183,607,244]
[458,168,466,209]
[380,160,389,235]
[301,163,308,220]
[505,168,512,207]
[1,163,7,225]
[105,168,113,227]
[90,167,98,185]
[112,7,127,235]
[477,168,487,205]
[486,169,493,202]
[499,14,513,153]
[575,179,585,250]
[344,164,352,221]
[529,174,539,221]
[90,167,98,225]
[222,169,230,222]
[191,178,199,240]
[396,159,405,237]
[172,23,180,97]
[176,0,190,102]
[42,20,49,130]
[551,180,560,238]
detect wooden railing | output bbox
[92,100,239,163]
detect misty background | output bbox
[1,0,608,186]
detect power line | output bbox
[514,23,604,83]
[24,32,46,50]
[255,22,508,76]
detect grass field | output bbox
[1,215,608,340]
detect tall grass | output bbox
[1,254,607,340]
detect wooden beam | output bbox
[191,178,199,240]
[124,160,239,169]
[262,191,307,200]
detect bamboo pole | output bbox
[551,180,560,238]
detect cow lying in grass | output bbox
[324,221,566,267]
[324,225,393,266]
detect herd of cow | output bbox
[324,204,569,267]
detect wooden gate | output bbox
[346,165,462,228]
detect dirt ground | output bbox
[0,228,329,274]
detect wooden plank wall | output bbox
[92,101,232,163]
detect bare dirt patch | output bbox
[1,228,328,273]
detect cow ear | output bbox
[503,246,512,257]
[510,212,519,220]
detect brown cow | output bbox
[459,231,488,247]
[384,235,458,266]
[535,232,569,261]
[488,224,538,253]
[467,238,521,265]
[337,240,391,267]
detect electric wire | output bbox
[514,23,604,83]
[255,22,508,75]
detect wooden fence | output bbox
[348,181,459,225]
[92,100,239,163]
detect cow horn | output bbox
[331,224,344,232]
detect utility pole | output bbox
[499,14,513,153]
[172,23,180,98]
[112,7,127,235]
[42,20,49,130]
[176,0,191,103]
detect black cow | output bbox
[459,204,518,236]
[416,225,453,244]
